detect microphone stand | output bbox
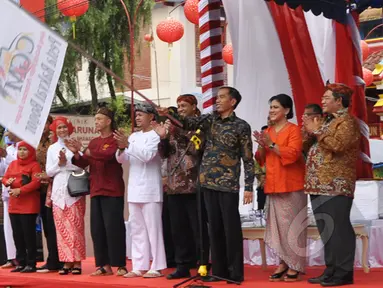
[173,120,240,288]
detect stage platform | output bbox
[0,258,382,288]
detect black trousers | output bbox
[9,214,38,267]
[203,188,243,281]
[162,193,176,267]
[256,187,266,210]
[310,195,355,279]
[167,193,209,270]
[91,196,126,267]
[39,190,61,269]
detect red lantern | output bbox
[57,0,89,18]
[361,40,369,61]
[144,34,154,42]
[363,67,373,87]
[57,0,89,39]
[156,17,184,47]
[223,44,233,65]
[184,0,199,25]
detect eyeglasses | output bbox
[302,113,322,117]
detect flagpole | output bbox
[10,1,182,127]
[67,40,182,127]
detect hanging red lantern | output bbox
[184,0,199,25]
[361,40,369,61]
[223,44,233,65]
[144,34,154,42]
[363,67,373,87]
[156,17,184,47]
[57,0,89,39]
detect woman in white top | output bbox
[115,103,167,278]
[0,132,19,269]
[46,117,86,275]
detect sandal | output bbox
[72,267,82,275]
[143,270,163,278]
[124,270,142,278]
[116,267,128,276]
[58,268,71,275]
[90,267,113,276]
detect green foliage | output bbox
[45,0,154,109]
[107,96,131,131]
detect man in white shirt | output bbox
[0,131,20,268]
[115,103,167,278]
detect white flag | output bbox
[0,0,67,148]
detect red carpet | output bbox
[0,258,381,287]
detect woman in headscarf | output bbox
[46,116,86,275]
[2,141,41,273]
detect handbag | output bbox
[67,170,90,197]
[21,174,31,186]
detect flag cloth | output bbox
[0,0,67,148]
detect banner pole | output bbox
[67,41,182,127]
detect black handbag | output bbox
[67,170,90,197]
[21,174,31,186]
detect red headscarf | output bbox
[49,116,74,142]
[17,141,36,166]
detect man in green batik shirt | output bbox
[158,86,254,283]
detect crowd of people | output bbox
[0,82,359,287]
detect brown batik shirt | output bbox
[36,135,51,194]
[36,135,51,172]
[304,109,360,198]
[160,126,202,195]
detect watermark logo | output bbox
[0,33,35,105]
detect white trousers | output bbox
[3,200,16,260]
[129,202,166,271]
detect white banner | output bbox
[51,114,99,147]
[0,0,67,148]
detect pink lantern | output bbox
[363,67,373,87]
[184,0,199,25]
[156,17,184,47]
[361,40,369,61]
[144,34,154,42]
[223,44,233,65]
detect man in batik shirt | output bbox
[161,95,209,280]
[158,87,254,283]
[304,82,360,287]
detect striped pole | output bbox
[198,0,224,113]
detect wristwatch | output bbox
[269,142,276,149]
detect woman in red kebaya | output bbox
[2,141,41,273]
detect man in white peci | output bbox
[114,103,167,278]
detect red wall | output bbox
[20,0,45,21]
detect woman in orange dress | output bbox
[254,94,307,282]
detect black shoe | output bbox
[166,269,191,280]
[202,276,223,282]
[320,277,354,287]
[308,273,332,284]
[20,266,36,273]
[269,267,288,281]
[11,266,25,273]
[284,272,300,282]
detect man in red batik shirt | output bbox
[67,107,127,276]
